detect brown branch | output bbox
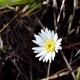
[61,51,76,80]
[63,42,80,49]
[40,67,79,80]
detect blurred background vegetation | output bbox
[0,0,80,80]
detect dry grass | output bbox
[0,0,80,80]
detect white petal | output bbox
[41,29,45,34]
[32,47,44,51]
[43,53,50,62]
[45,28,49,32]
[51,52,55,60]
[45,57,49,62]
[32,40,44,46]
[39,32,47,41]
[33,50,40,53]
[48,52,52,63]
[34,34,44,43]
[35,51,46,57]
[56,46,62,50]
[43,52,49,62]
[58,46,62,49]
[55,48,58,53]
[52,31,54,39]
[45,29,52,39]
[56,38,62,46]
[48,30,53,39]
[39,53,47,61]
[54,33,58,42]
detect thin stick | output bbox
[47,0,49,4]
[57,0,65,23]
[47,62,51,78]
[53,0,57,32]
[61,50,76,80]
[41,66,79,80]
[0,5,29,33]
[68,0,78,34]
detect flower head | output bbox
[32,28,62,63]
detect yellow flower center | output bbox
[44,39,55,52]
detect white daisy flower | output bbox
[32,28,62,63]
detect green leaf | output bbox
[0,0,43,9]
[0,0,27,8]
[76,69,80,80]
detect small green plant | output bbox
[76,68,80,80]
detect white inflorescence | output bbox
[32,28,62,63]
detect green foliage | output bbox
[0,0,43,9]
[76,69,80,80]
[0,0,27,8]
